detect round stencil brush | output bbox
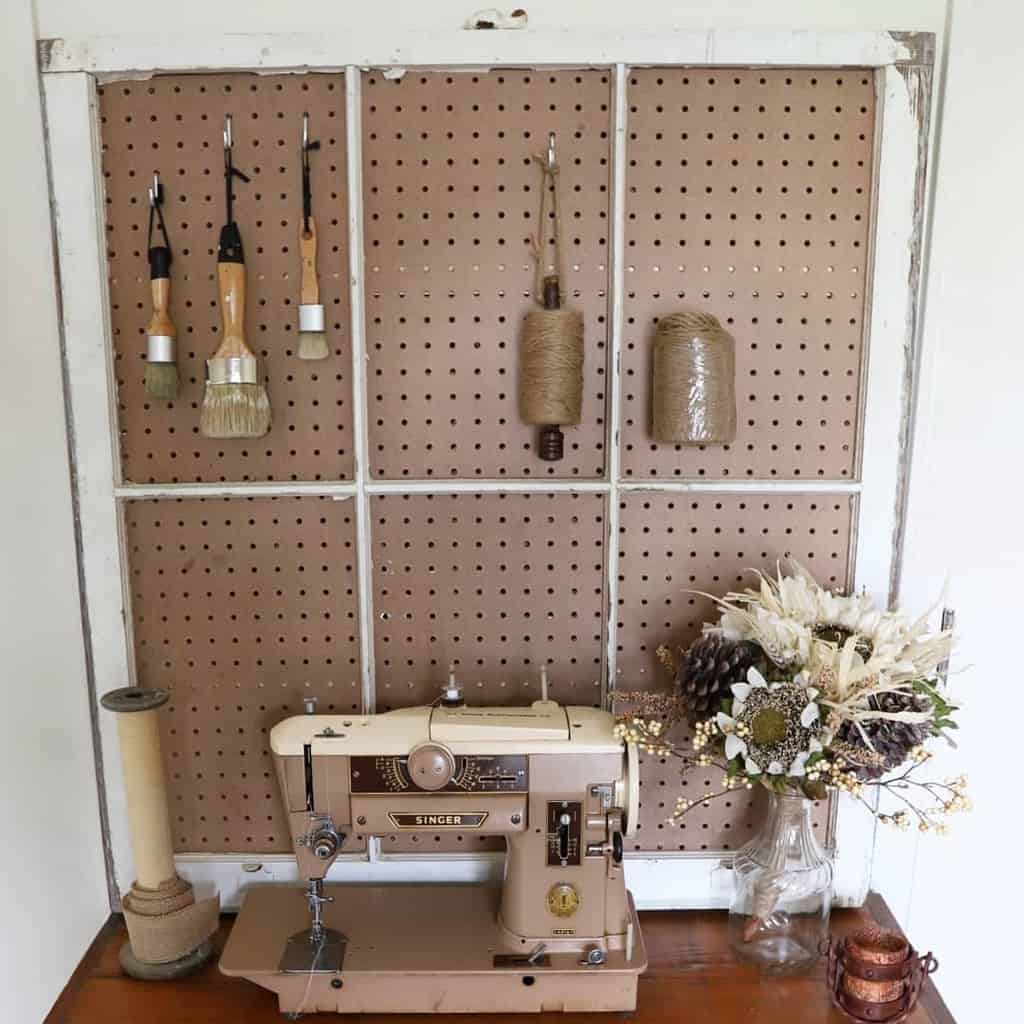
[297,113,328,361]
[298,218,327,360]
[143,173,179,400]
[200,115,271,439]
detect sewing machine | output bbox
[220,679,647,1015]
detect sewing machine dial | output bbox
[351,753,527,793]
[546,882,581,918]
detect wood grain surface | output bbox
[45,893,953,1024]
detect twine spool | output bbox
[519,305,584,427]
[101,688,177,889]
[518,139,584,460]
[651,311,737,444]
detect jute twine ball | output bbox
[519,307,584,426]
[651,311,736,444]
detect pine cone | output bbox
[675,634,763,723]
[837,692,931,780]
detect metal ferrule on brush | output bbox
[147,334,176,364]
[298,304,325,333]
[206,355,261,385]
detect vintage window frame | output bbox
[39,27,933,910]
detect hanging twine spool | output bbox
[519,284,584,428]
[518,140,584,461]
[651,310,737,444]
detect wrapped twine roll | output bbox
[652,311,737,444]
[519,304,585,428]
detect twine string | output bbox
[530,151,566,304]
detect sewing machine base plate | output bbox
[220,883,646,1014]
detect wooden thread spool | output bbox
[101,687,176,890]
[843,928,910,1005]
[651,311,736,444]
[519,275,584,461]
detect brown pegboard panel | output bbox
[615,490,850,850]
[362,70,612,479]
[621,68,875,479]
[632,740,828,852]
[614,491,853,689]
[99,73,353,483]
[124,496,363,852]
[372,490,607,853]
[372,492,606,707]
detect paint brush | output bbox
[199,115,271,439]
[297,113,328,361]
[143,172,179,400]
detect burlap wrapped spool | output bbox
[101,687,219,979]
[651,311,737,444]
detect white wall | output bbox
[0,2,110,1021]
[893,0,1023,1018]
[17,1,1017,1021]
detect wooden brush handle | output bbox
[214,260,253,358]
[147,277,176,338]
[300,216,320,306]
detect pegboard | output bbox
[97,66,877,859]
[372,492,606,707]
[615,490,850,850]
[621,68,875,479]
[362,70,612,479]
[614,491,847,851]
[631,740,827,852]
[614,491,854,688]
[372,490,606,851]
[124,496,363,852]
[99,73,354,484]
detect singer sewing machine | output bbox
[220,679,647,1015]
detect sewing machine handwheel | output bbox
[611,831,623,865]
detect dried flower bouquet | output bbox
[615,562,970,835]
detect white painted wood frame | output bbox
[40,29,933,911]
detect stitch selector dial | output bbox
[406,742,456,791]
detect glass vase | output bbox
[728,791,833,973]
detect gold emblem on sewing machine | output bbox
[546,882,581,918]
[387,811,489,829]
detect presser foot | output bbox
[278,927,347,974]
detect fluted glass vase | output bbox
[728,791,833,973]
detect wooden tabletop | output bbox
[46,893,953,1023]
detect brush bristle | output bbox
[297,330,329,361]
[199,383,272,438]
[144,361,179,400]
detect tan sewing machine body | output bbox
[220,698,647,1015]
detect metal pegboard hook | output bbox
[301,111,321,235]
[146,170,171,255]
[148,170,163,209]
[546,131,557,170]
[222,113,250,225]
